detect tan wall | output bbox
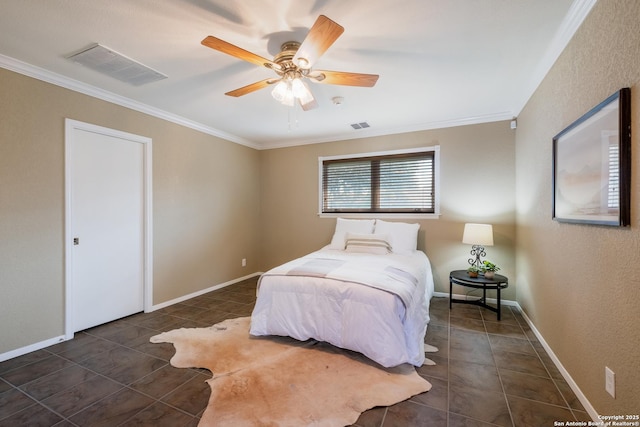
[0,68,261,354]
[515,0,640,414]
[259,121,516,298]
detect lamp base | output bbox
[468,245,487,269]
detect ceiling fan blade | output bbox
[308,70,379,87]
[201,36,280,70]
[225,78,275,97]
[293,15,344,69]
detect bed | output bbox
[250,218,434,368]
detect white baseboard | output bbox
[0,273,262,363]
[517,306,598,421]
[0,335,66,363]
[149,272,261,311]
[433,291,597,421]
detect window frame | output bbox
[318,146,440,219]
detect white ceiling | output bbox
[0,0,595,149]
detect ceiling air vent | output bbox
[350,122,370,130]
[67,43,167,86]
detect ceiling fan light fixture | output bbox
[282,89,295,107]
[272,76,315,107]
[271,80,289,102]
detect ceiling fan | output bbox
[201,15,379,111]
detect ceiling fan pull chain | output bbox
[287,104,300,131]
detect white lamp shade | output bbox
[462,223,494,246]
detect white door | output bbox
[66,120,151,333]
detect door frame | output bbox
[64,119,153,339]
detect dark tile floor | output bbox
[0,278,590,426]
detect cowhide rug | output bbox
[150,317,431,427]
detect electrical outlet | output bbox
[605,366,615,398]
[242,258,247,267]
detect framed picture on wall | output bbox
[552,87,631,226]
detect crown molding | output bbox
[257,111,515,150]
[2,52,512,151]
[0,54,260,150]
[515,0,598,114]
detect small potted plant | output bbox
[467,265,481,278]
[481,261,500,279]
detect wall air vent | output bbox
[67,43,167,86]
[350,122,370,130]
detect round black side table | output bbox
[449,270,509,320]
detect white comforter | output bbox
[250,249,434,367]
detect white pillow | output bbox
[329,218,375,249]
[374,220,420,254]
[344,232,392,255]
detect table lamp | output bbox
[462,223,494,268]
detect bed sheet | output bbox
[250,249,434,367]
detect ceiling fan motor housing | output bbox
[272,42,307,79]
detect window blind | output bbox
[322,151,435,213]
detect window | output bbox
[319,146,439,216]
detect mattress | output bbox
[250,248,434,367]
